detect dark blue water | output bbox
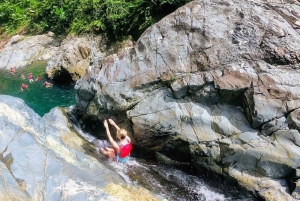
[0,61,76,116]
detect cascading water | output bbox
[1,62,260,201]
[71,117,260,201]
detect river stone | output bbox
[0,162,31,201]
[293,179,300,200]
[261,116,288,136]
[0,95,160,200]
[229,168,294,201]
[287,108,300,131]
[0,34,59,69]
[295,169,300,179]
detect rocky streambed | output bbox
[1,0,300,200]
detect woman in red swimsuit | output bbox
[101,119,132,163]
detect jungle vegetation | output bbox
[0,0,191,41]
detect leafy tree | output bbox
[0,0,191,41]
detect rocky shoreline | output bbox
[1,0,300,200]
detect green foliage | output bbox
[0,0,31,34]
[170,75,178,81]
[0,0,191,41]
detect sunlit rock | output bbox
[0,34,59,69]
[0,95,160,200]
[74,0,300,200]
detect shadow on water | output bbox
[0,61,76,116]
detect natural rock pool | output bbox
[0,61,76,116]
[0,62,260,200]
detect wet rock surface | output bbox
[74,0,300,200]
[0,95,160,201]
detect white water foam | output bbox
[74,125,230,201]
[73,124,97,143]
[156,167,228,201]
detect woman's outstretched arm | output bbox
[104,120,120,152]
[108,119,120,131]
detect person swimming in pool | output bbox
[35,76,42,81]
[44,81,52,88]
[28,72,34,83]
[10,67,15,76]
[20,83,28,91]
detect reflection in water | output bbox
[0,62,76,116]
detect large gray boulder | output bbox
[74,0,300,200]
[46,35,134,82]
[0,33,59,69]
[0,95,159,201]
[46,36,93,82]
[0,32,133,83]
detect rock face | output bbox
[46,35,134,82]
[46,36,93,82]
[0,33,133,83]
[0,95,160,201]
[0,34,59,69]
[74,0,300,200]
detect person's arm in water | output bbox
[104,119,120,152]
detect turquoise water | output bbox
[0,61,76,116]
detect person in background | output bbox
[28,72,33,83]
[35,76,42,81]
[44,81,52,88]
[20,74,25,79]
[101,119,132,163]
[10,67,15,76]
[20,83,28,91]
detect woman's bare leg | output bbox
[100,147,115,159]
[105,147,114,152]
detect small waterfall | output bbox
[71,120,260,201]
